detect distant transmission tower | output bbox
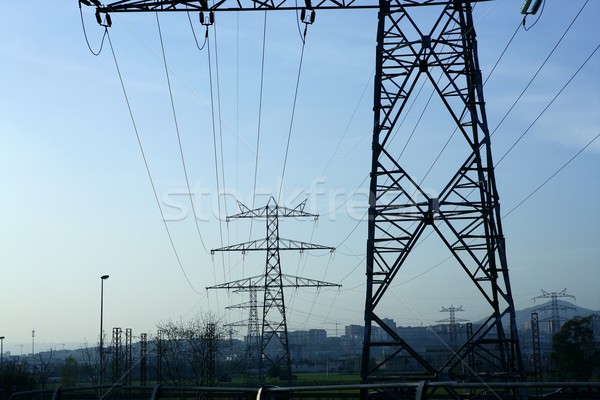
[140,332,148,385]
[209,276,339,381]
[210,197,336,381]
[437,305,468,349]
[225,288,261,380]
[112,327,122,383]
[125,328,132,385]
[530,313,542,383]
[533,289,576,335]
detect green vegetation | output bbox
[551,316,600,381]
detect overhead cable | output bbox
[156,13,210,254]
[106,32,201,295]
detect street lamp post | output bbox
[0,336,5,370]
[99,274,109,385]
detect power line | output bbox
[187,11,208,51]
[206,28,228,284]
[106,31,201,295]
[278,22,310,204]
[156,13,210,254]
[496,41,600,165]
[78,2,107,56]
[249,11,268,240]
[503,132,600,219]
[491,0,589,138]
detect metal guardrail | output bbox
[7,382,600,400]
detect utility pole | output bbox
[125,328,132,385]
[533,289,576,335]
[140,333,148,386]
[531,312,542,384]
[112,327,122,384]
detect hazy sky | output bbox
[1,1,598,355]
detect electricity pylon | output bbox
[209,197,337,381]
[437,306,468,349]
[533,289,576,335]
[86,0,523,386]
[225,288,261,380]
[361,1,523,385]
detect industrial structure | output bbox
[209,197,337,381]
[533,289,576,335]
[85,0,524,391]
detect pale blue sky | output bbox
[1,1,598,355]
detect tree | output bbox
[0,362,37,397]
[61,356,80,387]
[155,313,225,386]
[33,348,56,389]
[550,316,599,381]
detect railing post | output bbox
[150,385,161,400]
[415,381,428,400]
[50,387,62,400]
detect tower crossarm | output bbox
[208,273,340,291]
[224,198,319,221]
[226,301,260,310]
[211,238,334,254]
[280,274,340,288]
[224,320,249,328]
[88,1,493,14]
[207,275,264,290]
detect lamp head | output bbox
[101,275,109,280]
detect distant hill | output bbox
[514,300,598,329]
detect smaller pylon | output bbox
[112,327,122,383]
[210,197,336,382]
[225,289,261,379]
[207,273,340,381]
[533,289,576,335]
[125,328,132,385]
[140,333,148,385]
[437,306,468,349]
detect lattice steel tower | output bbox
[210,197,336,381]
[533,289,576,335]
[224,288,261,380]
[437,306,468,349]
[361,0,522,383]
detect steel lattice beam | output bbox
[361,0,522,386]
[91,0,486,14]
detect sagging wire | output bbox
[155,13,211,254]
[78,1,108,56]
[521,0,545,31]
[199,12,229,286]
[277,8,315,204]
[187,7,209,51]
[106,31,202,296]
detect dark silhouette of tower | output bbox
[533,289,576,335]
[210,197,336,382]
[112,327,122,383]
[140,332,148,385]
[437,306,468,349]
